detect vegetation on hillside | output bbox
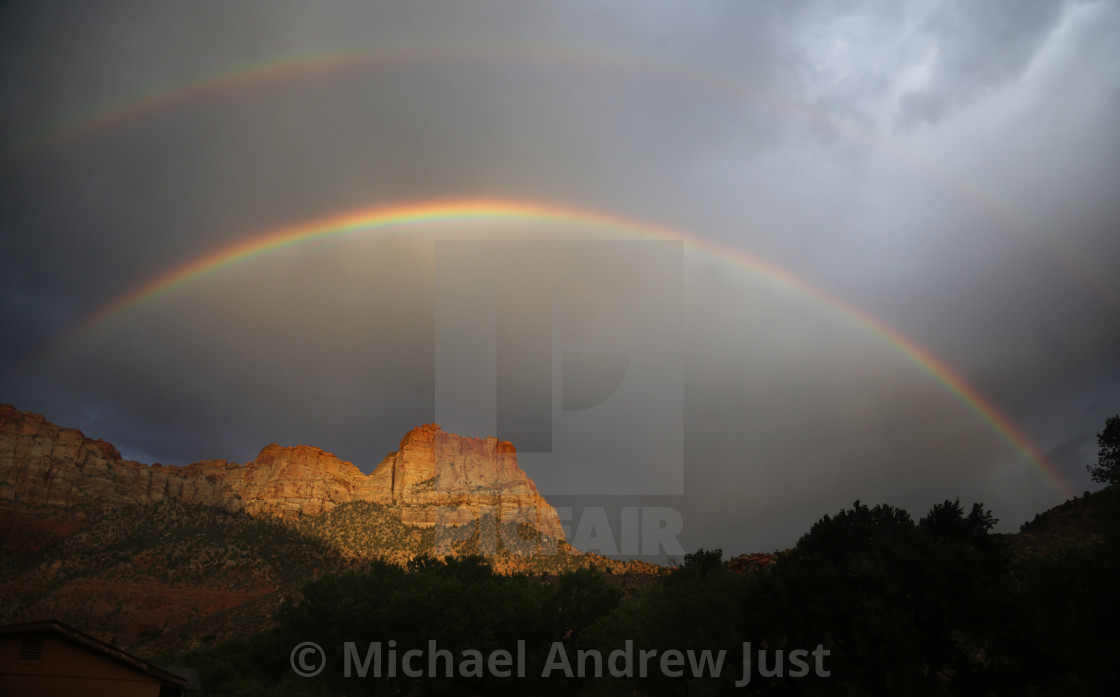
[0,498,661,652]
[157,484,1119,696]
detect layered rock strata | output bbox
[0,405,563,540]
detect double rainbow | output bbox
[5,42,1115,311]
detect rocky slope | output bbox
[1001,485,1115,560]
[0,500,356,652]
[0,404,666,652]
[0,404,563,539]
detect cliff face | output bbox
[0,404,564,540]
[364,424,559,533]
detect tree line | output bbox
[170,414,1120,695]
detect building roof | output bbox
[0,619,187,688]
[164,666,202,691]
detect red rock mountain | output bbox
[0,404,564,540]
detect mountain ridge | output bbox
[0,403,564,540]
[1,404,666,652]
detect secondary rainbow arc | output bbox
[67,197,1076,499]
[6,41,1113,311]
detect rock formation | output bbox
[0,404,564,540]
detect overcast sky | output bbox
[2,0,1118,558]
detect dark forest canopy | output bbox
[167,484,1120,696]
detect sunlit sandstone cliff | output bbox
[0,404,564,540]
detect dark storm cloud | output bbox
[1,0,1118,557]
[895,0,1070,129]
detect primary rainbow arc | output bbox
[68,197,1076,499]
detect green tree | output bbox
[740,501,1014,695]
[550,567,621,643]
[919,498,997,545]
[582,547,746,696]
[678,547,724,579]
[1087,413,1120,485]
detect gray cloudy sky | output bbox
[1,0,1118,558]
